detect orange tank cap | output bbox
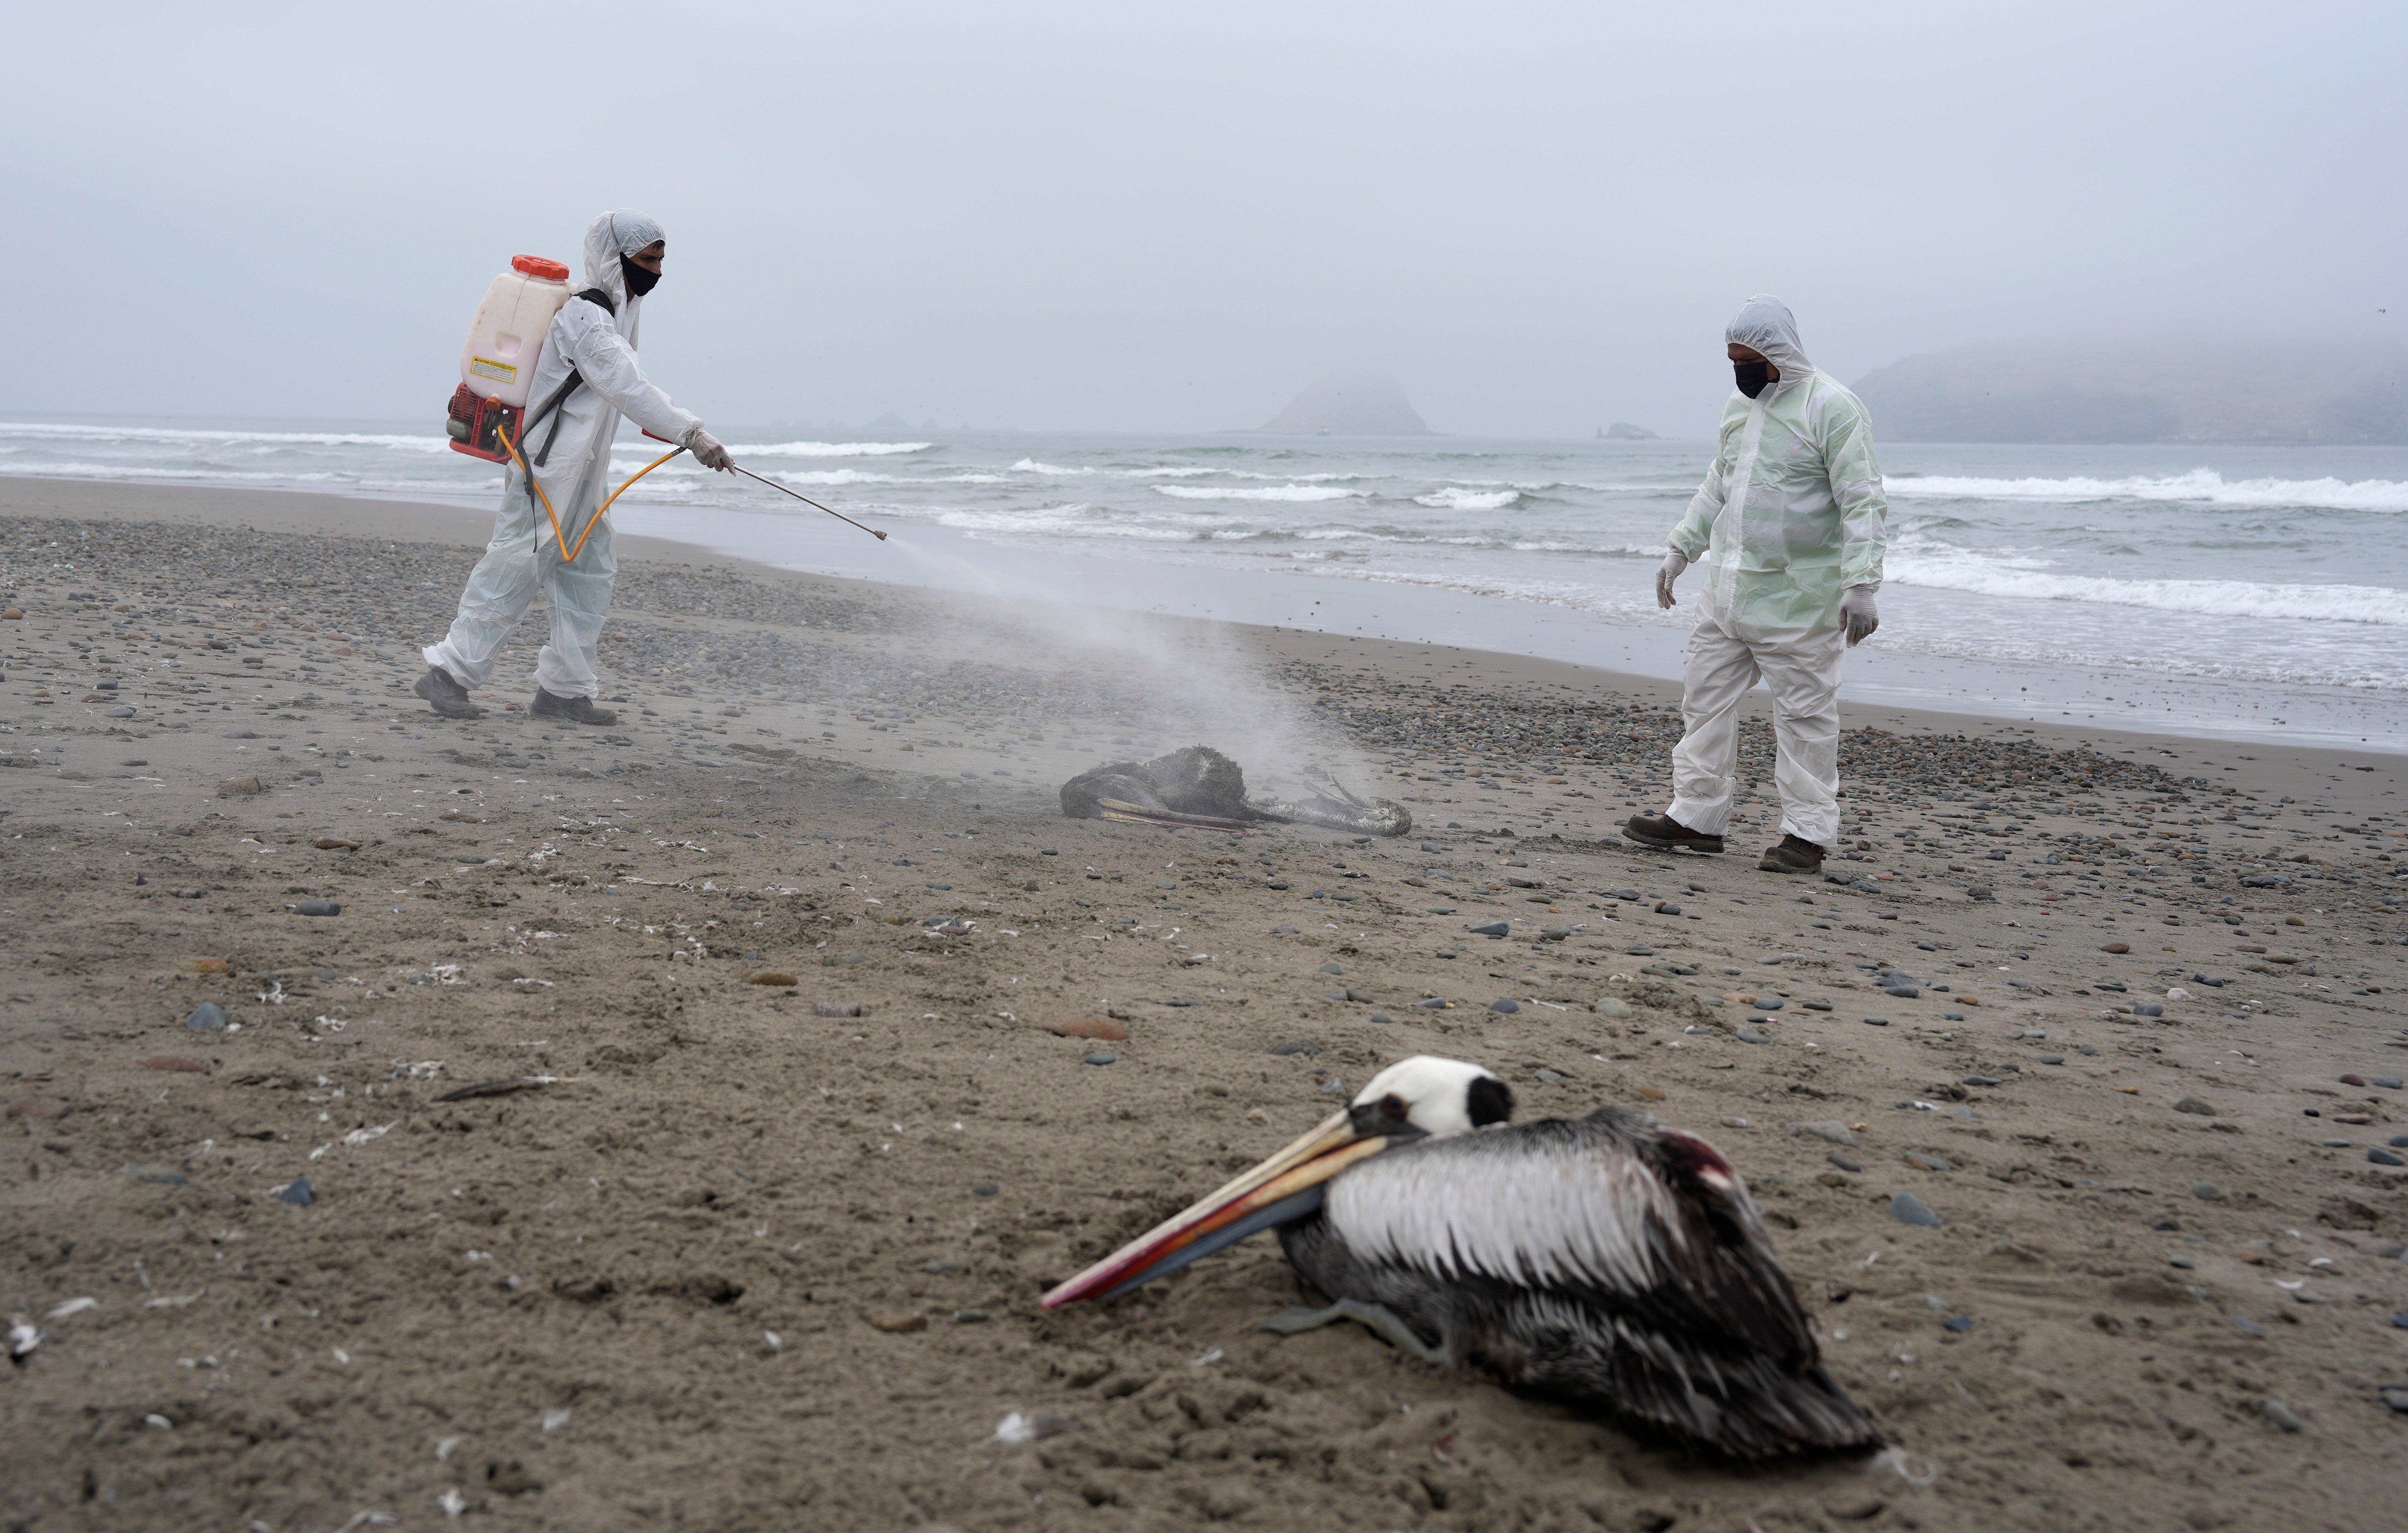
[511,254,571,281]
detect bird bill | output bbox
[1040,1111,1391,1307]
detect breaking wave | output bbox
[1887,468,2408,513]
[1153,483,1363,502]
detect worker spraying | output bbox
[1625,295,1887,876]
[415,210,732,724]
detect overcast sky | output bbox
[11,2,2402,436]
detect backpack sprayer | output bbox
[445,253,885,557]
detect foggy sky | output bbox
[11,2,2403,437]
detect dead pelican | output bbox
[1060,746,1411,837]
[1043,1055,1879,1458]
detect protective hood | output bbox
[1726,295,1814,380]
[581,210,666,309]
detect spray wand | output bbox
[726,462,889,541]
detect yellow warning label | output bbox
[469,356,516,384]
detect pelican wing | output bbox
[1322,1109,1815,1362]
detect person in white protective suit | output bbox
[1622,296,1886,875]
[416,211,733,724]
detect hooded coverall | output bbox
[424,211,705,700]
[1660,296,1888,849]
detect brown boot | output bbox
[1621,812,1724,855]
[530,688,618,726]
[1758,834,1825,874]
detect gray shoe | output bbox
[413,666,484,719]
[531,688,618,726]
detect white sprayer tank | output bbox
[458,255,575,408]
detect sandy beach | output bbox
[3,476,2404,1532]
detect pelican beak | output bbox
[1040,1109,1396,1308]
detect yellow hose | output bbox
[496,420,686,564]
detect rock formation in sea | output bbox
[1257,375,1431,436]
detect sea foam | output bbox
[1887,469,2408,513]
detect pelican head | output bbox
[1042,1056,1514,1308]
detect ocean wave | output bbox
[1154,483,1363,503]
[1414,486,1521,511]
[731,440,932,457]
[1011,459,1091,475]
[1888,549,2406,624]
[1887,468,2408,512]
[0,421,451,452]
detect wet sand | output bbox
[2,477,2404,1532]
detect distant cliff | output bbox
[1853,337,2408,444]
[1257,375,1432,436]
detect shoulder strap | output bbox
[523,290,620,468]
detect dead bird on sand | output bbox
[1060,745,1411,837]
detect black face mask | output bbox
[620,254,661,297]
[1733,359,1772,399]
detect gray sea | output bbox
[5,415,2402,751]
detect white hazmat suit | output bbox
[1658,296,1887,850]
[424,211,707,702]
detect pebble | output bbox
[125,1164,187,1186]
[1594,997,1633,1019]
[5,1097,67,1120]
[137,1056,206,1073]
[1636,1086,1667,1101]
[1489,998,1519,1014]
[2078,1042,2102,1056]
[2376,1077,2404,1091]
[1942,1315,1974,1332]
[1886,985,1921,999]
[1751,997,1784,1011]
[2260,1399,2304,1433]
[1535,1069,1566,1084]
[1826,1152,1862,1172]
[1317,962,1343,976]
[2168,1255,2196,1269]
[2339,1073,2366,1087]
[1655,902,1682,916]
[869,1311,928,1334]
[2231,1317,2268,1337]
[2369,1149,2406,1167]
[277,1176,314,1206]
[1625,945,1655,956]
[1082,1052,1116,1066]
[1889,1191,1942,1228]
[1369,1012,1393,1024]
[749,972,799,987]
[2173,1098,2217,1116]
[954,1309,990,1325]
[1733,1026,1769,1044]
[2038,1054,2065,1065]
[1905,1153,1952,1172]
[1268,1040,1321,1056]
[1961,1075,2002,1088]
[971,1183,999,1198]
[183,1002,228,1032]
[2102,942,2131,954]
[1047,1017,1126,1041]
[1468,921,1510,938]
[221,776,262,797]
[1791,1120,1856,1146]
[815,1001,862,1018]
[2192,1180,2226,1201]
[1862,1016,1889,1026]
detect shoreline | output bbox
[5,476,2401,795]
[8,469,2401,757]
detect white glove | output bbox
[1655,551,1689,610]
[683,425,733,472]
[1841,585,1880,646]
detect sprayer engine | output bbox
[445,383,520,463]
